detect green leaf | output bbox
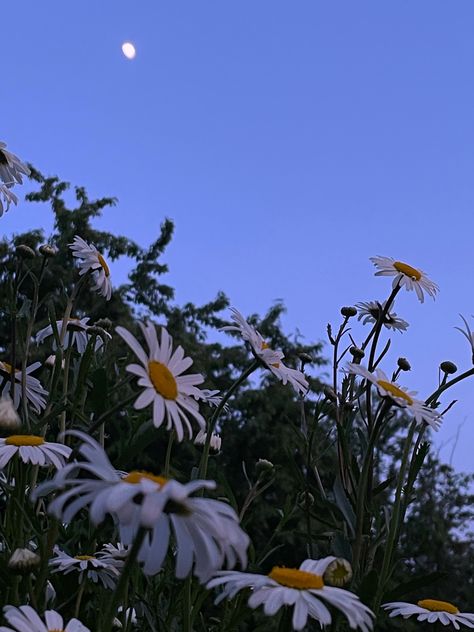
[384,571,448,601]
[332,474,356,537]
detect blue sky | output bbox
[3,1,474,473]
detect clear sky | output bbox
[3,1,474,474]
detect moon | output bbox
[121,42,136,60]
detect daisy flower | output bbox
[36,317,111,353]
[346,363,442,430]
[221,308,308,395]
[34,431,249,580]
[116,322,206,441]
[0,435,71,470]
[0,605,89,632]
[69,235,112,301]
[370,256,438,303]
[0,142,30,187]
[383,600,474,629]
[0,361,48,414]
[356,301,409,333]
[207,557,374,631]
[49,547,122,590]
[194,429,222,453]
[455,314,474,363]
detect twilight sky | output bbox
[3,1,474,474]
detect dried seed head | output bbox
[94,318,113,331]
[397,357,411,371]
[349,346,365,360]
[440,361,457,375]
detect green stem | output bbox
[183,575,193,632]
[198,360,259,481]
[74,578,87,619]
[164,430,175,477]
[102,527,147,632]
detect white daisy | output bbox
[49,547,122,590]
[383,600,474,629]
[0,361,48,414]
[356,301,409,333]
[0,435,71,469]
[370,256,438,303]
[36,317,110,353]
[221,308,308,395]
[0,142,30,187]
[69,235,112,301]
[194,429,222,453]
[0,185,18,217]
[207,557,374,631]
[34,431,249,581]
[346,363,442,430]
[0,605,89,632]
[116,322,206,441]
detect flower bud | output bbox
[323,385,337,402]
[323,558,353,587]
[86,325,111,343]
[39,244,57,258]
[15,244,35,259]
[255,458,274,475]
[297,490,314,508]
[397,357,411,371]
[94,318,113,332]
[0,396,21,430]
[341,306,357,318]
[8,548,40,574]
[45,355,65,370]
[440,361,457,375]
[349,346,365,360]
[298,352,313,367]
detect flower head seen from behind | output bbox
[356,301,409,333]
[34,431,249,580]
[50,547,123,590]
[0,605,90,632]
[0,361,48,414]
[36,317,111,354]
[455,314,474,364]
[0,435,71,470]
[0,396,21,431]
[69,235,112,300]
[370,256,438,303]
[221,308,308,396]
[383,600,474,630]
[207,557,374,631]
[116,322,206,441]
[0,142,30,187]
[346,363,442,431]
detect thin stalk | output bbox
[164,430,175,477]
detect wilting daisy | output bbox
[0,605,89,632]
[455,314,474,364]
[370,256,438,303]
[356,301,409,333]
[116,322,206,441]
[50,547,122,589]
[0,185,18,217]
[346,363,442,430]
[194,429,222,453]
[34,431,249,580]
[69,235,112,301]
[221,308,308,395]
[0,142,30,187]
[0,435,71,469]
[207,557,374,631]
[383,600,474,629]
[36,317,110,353]
[0,361,48,414]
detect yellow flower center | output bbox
[377,380,413,405]
[418,599,459,614]
[98,253,110,277]
[5,435,45,447]
[270,362,280,368]
[394,261,422,281]
[122,470,168,487]
[148,361,178,400]
[75,555,96,561]
[261,341,270,350]
[0,362,14,374]
[268,567,324,590]
[49,629,65,632]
